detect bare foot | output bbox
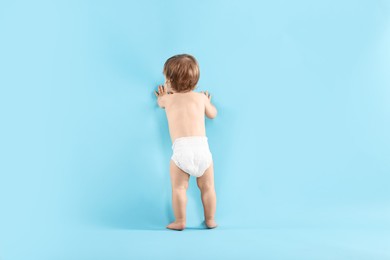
[166,221,186,231]
[205,219,218,229]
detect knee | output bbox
[172,183,189,192]
[197,181,214,191]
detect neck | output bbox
[171,90,192,94]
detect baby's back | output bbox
[164,92,206,143]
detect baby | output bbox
[154,54,218,231]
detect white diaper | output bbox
[171,136,213,177]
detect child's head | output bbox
[163,54,200,93]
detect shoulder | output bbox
[195,91,207,101]
[163,92,177,102]
[196,92,210,106]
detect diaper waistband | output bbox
[171,136,208,150]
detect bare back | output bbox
[164,91,206,143]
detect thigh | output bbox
[170,159,190,189]
[196,161,214,187]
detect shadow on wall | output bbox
[73,93,171,230]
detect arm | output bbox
[154,84,167,109]
[201,91,218,119]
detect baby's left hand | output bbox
[154,85,167,98]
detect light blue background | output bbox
[1,0,389,259]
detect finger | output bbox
[154,90,159,97]
[162,85,167,93]
[158,85,162,94]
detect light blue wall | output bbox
[0,0,389,258]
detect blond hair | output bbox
[163,54,200,93]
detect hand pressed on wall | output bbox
[154,84,167,109]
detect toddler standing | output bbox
[154,54,218,230]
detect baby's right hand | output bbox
[201,90,217,119]
[201,91,212,102]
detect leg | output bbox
[197,161,218,228]
[167,159,190,231]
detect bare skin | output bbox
[155,79,218,230]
